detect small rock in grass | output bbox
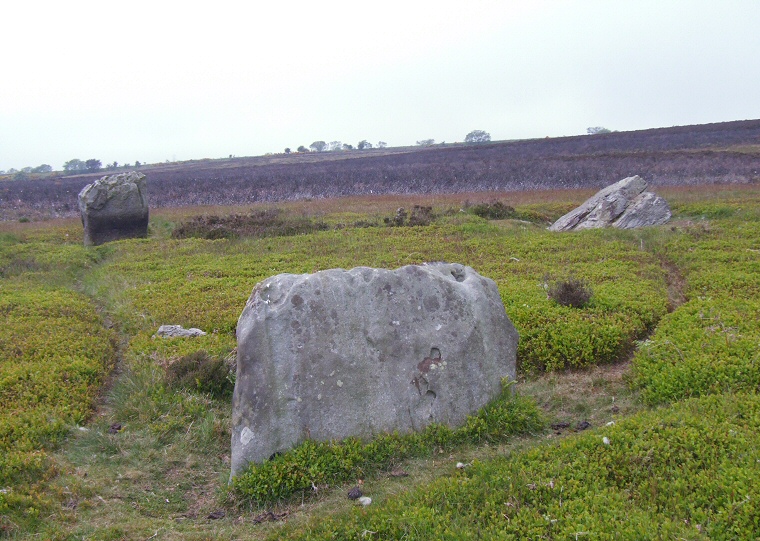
[575,420,591,431]
[108,423,122,434]
[358,496,372,506]
[155,324,207,338]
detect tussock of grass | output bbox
[165,350,235,398]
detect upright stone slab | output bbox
[78,171,149,246]
[231,263,518,477]
[548,175,671,231]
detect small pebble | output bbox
[602,437,611,445]
[358,496,372,506]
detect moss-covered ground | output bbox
[1,185,759,539]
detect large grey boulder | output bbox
[231,263,517,477]
[78,171,149,246]
[548,175,671,231]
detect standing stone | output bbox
[78,172,149,246]
[231,263,518,477]
[548,175,671,231]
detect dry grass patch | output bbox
[518,360,640,433]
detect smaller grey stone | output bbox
[347,486,363,500]
[549,175,671,231]
[155,324,207,338]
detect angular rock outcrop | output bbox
[548,175,671,231]
[78,172,149,246]
[231,263,517,477]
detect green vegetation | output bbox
[1,185,759,539]
[0,236,115,533]
[631,215,760,404]
[274,392,760,540]
[232,388,544,505]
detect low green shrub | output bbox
[0,280,115,531]
[632,219,760,404]
[274,392,760,540]
[632,298,760,404]
[232,386,545,505]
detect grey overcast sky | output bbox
[1,0,759,171]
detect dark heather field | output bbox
[2,119,760,221]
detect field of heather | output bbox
[2,182,759,539]
[2,119,759,221]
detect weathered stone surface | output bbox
[155,325,207,338]
[78,172,149,246]
[548,175,671,231]
[231,263,517,477]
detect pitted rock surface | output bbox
[548,175,671,231]
[78,171,149,245]
[230,263,517,477]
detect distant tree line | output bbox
[2,159,144,180]
[286,131,492,155]
[298,140,388,154]
[62,159,143,174]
